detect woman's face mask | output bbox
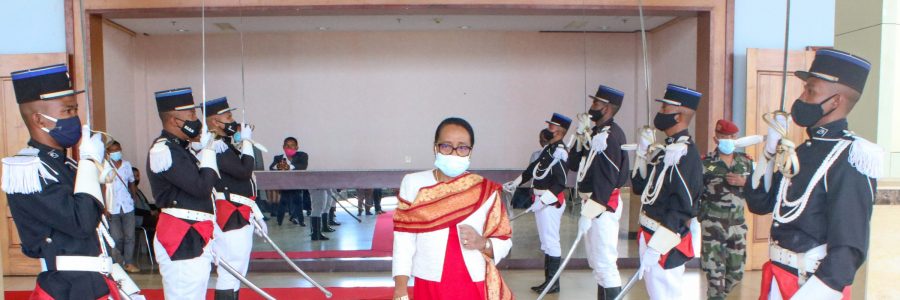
[433,153,471,178]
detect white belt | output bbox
[533,189,549,196]
[769,243,826,276]
[639,212,661,232]
[162,207,215,222]
[40,256,113,274]
[215,192,264,221]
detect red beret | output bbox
[715,119,739,135]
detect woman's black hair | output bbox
[434,117,475,146]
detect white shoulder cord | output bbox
[575,126,610,183]
[773,139,851,223]
[640,138,689,205]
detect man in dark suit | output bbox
[269,137,309,226]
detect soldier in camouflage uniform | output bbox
[700,119,753,300]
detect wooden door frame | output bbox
[66,0,734,153]
[743,48,816,270]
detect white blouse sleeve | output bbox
[392,174,417,278]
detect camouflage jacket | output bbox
[700,151,753,221]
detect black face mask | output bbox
[222,121,239,136]
[791,94,837,127]
[653,112,679,131]
[588,108,605,122]
[540,129,554,141]
[177,118,203,138]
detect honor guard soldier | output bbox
[746,49,881,299]
[567,85,630,299]
[700,119,752,300]
[1,64,132,299]
[203,97,267,299]
[503,113,571,294]
[631,84,705,300]
[148,87,220,299]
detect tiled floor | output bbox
[255,196,639,259]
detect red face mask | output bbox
[284,148,297,157]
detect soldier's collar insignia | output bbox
[815,127,828,137]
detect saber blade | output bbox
[217,256,276,300]
[252,219,334,298]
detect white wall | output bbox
[0,0,65,54]
[105,20,697,174]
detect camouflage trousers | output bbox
[700,202,747,300]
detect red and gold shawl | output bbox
[393,173,513,300]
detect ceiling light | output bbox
[317,26,328,31]
[459,25,470,30]
[177,29,189,32]
[563,21,588,30]
[598,26,609,31]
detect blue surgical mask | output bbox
[233,131,242,143]
[717,139,736,155]
[434,153,470,178]
[109,151,123,162]
[39,114,83,148]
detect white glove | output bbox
[575,113,592,135]
[78,125,105,162]
[240,123,253,141]
[254,219,269,237]
[639,248,662,280]
[552,147,568,162]
[637,127,654,156]
[199,128,214,150]
[577,215,593,235]
[503,176,523,193]
[199,148,219,176]
[591,130,609,153]
[765,114,787,155]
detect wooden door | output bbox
[743,48,815,270]
[0,53,69,275]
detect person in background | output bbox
[513,129,552,209]
[699,119,752,300]
[251,144,270,220]
[132,167,158,257]
[270,137,309,226]
[106,140,141,273]
[373,188,386,214]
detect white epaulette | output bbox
[1,148,58,194]
[846,133,884,179]
[213,139,229,154]
[149,138,173,173]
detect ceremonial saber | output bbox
[536,232,584,300]
[330,193,362,223]
[251,218,334,298]
[216,255,276,300]
[613,269,643,300]
[200,0,208,130]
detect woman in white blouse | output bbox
[392,117,514,300]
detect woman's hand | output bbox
[393,276,409,300]
[458,224,488,251]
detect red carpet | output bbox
[250,211,394,259]
[5,286,408,300]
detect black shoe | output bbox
[365,208,373,216]
[214,289,235,300]
[298,217,306,227]
[290,217,299,225]
[310,217,325,241]
[603,286,621,300]
[357,209,363,216]
[544,256,561,294]
[531,255,550,292]
[329,208,342,226]
[375,210,385,215]
[322,214,335,232]
[263,216,270,221]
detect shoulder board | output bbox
[1,148,58,194]
[213,139,229,154]
[846,134,885,179]
[149,138,173,173]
